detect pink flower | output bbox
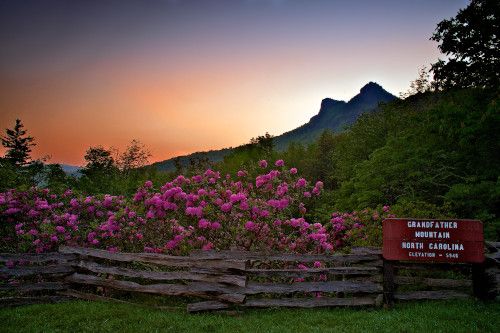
[55,226,66,233]
[313,261,322,268]
[289,167,298,174]
[296,178,307,188]
[220,202,232,212]
[274,159,284,167]
[198,219,211,229]
[258,160,268,168]
[144,180,153,188]
[202,242,214,251]
[237,170,247,177]
[165,240,177,250]
[244,221,256,231]
[383,205,390,212]
[210,222,221,230]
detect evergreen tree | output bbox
[1,119,36,166]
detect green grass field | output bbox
[1,299,499,333]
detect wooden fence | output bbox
[1,244,499,312]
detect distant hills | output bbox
[60,164,81,176]
[152,82,397,171]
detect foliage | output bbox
[330,89,500,239]
[430,0,500,89]
[399,66,434,99]
[1,119,36,166]
[116,139,151,172]
[0,159,393,254]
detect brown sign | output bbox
[383,218,484,263]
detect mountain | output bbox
[60,164,82,177]
[274,82,396,149]
[152,82,397,171]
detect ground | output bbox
[1,299,499,332]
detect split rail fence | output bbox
[1,243,499,312]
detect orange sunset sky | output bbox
[0,0,468,166]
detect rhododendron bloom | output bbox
[258,160,268,168]
[244,221,256,231]
[198,219,210,229]
[296,178,307,188]
[202,242,214,251]
[220,202,232,212]
[289,167,298,174]
[274,159,284,167]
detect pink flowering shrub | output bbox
[0,160,392,254]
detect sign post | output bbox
[383,218,484,263]
[382,218,485,303]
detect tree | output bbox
[117,139,151,172]
[250,132,274,154]
[82,146,116,174]
[399,66,434,98]
[1,119,36,166]
[430,0,499,89]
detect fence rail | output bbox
[1,244,499,312]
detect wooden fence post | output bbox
[472,262,489,300]
[383,260,395,307]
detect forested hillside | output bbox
[219,88,500,239]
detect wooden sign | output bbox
[383,218,484,263]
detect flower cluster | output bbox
[0,160,391,254]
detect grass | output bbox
[1,299,499,333]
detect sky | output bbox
[0,0,469,166]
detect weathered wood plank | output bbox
[187,301,230,312]
[246,266,379,278]
[394,276,472,288]
[394,262,471,271]
[190,250,381,264]
[59,289,178,311]
[243,296,375,308]
[485,252,500,263]
[485,241,500,251]
[60,246,246,270]
[0,282,67,292]
[0,253,76,263]
[0,265,74,277]
[394,290,470,301]
[65,273,245,303]
[0,295,73,308]
[245,281,382,294]
[75,260,246,287]
[350,247,382,255]
[217,293,246,303]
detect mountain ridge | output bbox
[152,82,397,171]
